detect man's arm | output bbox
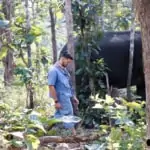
[48,68,58,102]
[48,68,62,109]
[49,85,58,103]
[49,85,61,109]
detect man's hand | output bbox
[55,102,62,109]
[73,96,79,105]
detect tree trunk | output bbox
[65,0,76,94]
[127,9,135,101]
[100,0,105,31]
[2,0,14,86]
[49,7,57,64]
[25,0,34,109]
[25,0,32,68]
[134,0,150,149]
[3,49,13,86]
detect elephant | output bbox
[61,31,145,100]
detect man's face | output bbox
[62,57,72,67]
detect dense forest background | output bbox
[0,0,139,108]
[0,0,148,149]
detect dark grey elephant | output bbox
[61,31,145,100]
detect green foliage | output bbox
[0,46,8,60]
[25,134,40,150]
[0,102,63,149]
[72,0,99,34]
[72,0,134,33]
[71,0,139,130]
[0,0,144,148]
[74,30,108,126]
[14,67,32,84]
[92,95,146,150]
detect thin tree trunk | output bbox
[31,0,40,81]
[25,0,32,68]
[49,6,57,64]
[127,9,135,101]
[2,0,14,86]
[100,0,105,31]
[87,44,95,95]
[3,49,13,86]
[65,0,76,94]
[25,0,34,109]
[134,0,150,149]
[109,0,113,30]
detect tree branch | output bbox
[19,48,28,67]
[39,134,100,145]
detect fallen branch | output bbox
[39,134,100,145]
[5,132,104,146]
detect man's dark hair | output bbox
[59,50,73,60]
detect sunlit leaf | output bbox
[100,125,109,130]
[56,11,63,19]
[115,103,127,110]
[110,128,122,141]
[113,143,120,148]
[25,134,40,149]
[30,26,44,36]
[0,46,8,60]
[126,102,141,109]
[42,118,62,127]
[0,103,10,111]
[16,16,25,24]
[11,126,25,131]
[105,95,114,105]
[92,103,103,109]
[115,11,122,17]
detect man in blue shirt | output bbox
[48,51,79,135]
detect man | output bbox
[48,51,79,135]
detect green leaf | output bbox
[10,140,24,147]
[0,103,10,111]
[115,103,127,110]
[47,129,57,136]
[100,125,110,133]
[113,143,120,148]
[27,123,46,134]
[16,16,25,24]
[45,118,62,128]
[126,102,142,109]
[92,103,103,109]
[25,134,40,150]
[30,26,44,36]
[115,10,122,17]
[0,46,8,60]
[75,68,83,75]
[110,128,122,141]
[105,95,114,105]
[85,67,91,74]
[56,11,63,19]
[11,126,25,131]
[25,34,36,44]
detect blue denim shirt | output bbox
[48,62,74,98]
